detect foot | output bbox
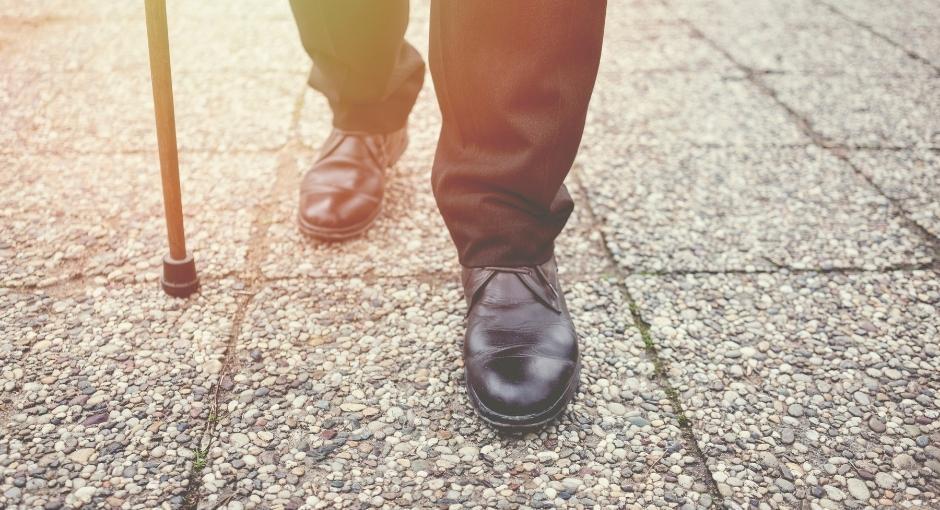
[462,255,579,430]
[298,126,408,241]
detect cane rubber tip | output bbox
[161,253,200,298]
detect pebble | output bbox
[758,452,779,469]
[627,416,650,427]
[825,485,845,501]
[73,487,96,504]
[68,448,95,465]
[926,460,940,476]
[875,472,895,489]
[458,446,479,461]
[893,454,916,470]
[775,478,795,493]
[82,413,108,427]
[562,478,582,492]
[230,433,250,448]
[846,478,870,501]
[607,403,627,415]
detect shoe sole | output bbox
[466,359,580,432]
[296,129,408,242]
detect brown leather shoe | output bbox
[462,255,579,430]
[298,126,408,241]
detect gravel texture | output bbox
[578,144,933,272]
[0,153,276,288]
[627,271,940,508]
[823,0,940,69]
[846,150,940,238]
[765,74,940,149]
[670,0,935,76]
[197,278,711,509]
[0,283,238,509]
[587,72,808,147]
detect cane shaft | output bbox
[145,0,186,260]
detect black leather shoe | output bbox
[298,126,408,240]
[462,255,579,430]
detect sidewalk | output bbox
[1,1,938,508]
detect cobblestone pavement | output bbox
[1,1,938,509]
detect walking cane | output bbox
[145,0,199,297]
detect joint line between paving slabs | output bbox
[180,85,308,510]
[661,1,940,266]
[818,1,940,77]
[569,169,726,508]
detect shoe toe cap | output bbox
[469,354,576,420]
[299,190,379,230]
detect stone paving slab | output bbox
[673,0,940,73]
[764,73,940,149]
[823,0,940,31]
[899,26,940,70]
[167,1,295,23]
[586,73,807,147]
[0,15,93,75]
[0,282,238,509]
[197,277,714,509]
[599,22,736,75]
[0,71,61,155]
[0,4,302,74]
[823,0,940,68]
[0,0,293,23]
[689,17,934,76]
[0,1,137,21]
[577,144,933,272]
[608,0,683,27]
[25,70,299,154]
[0,291,52,376]
[846,149,940,239]
[667,0,829,27]
[627,271,940,508]
[0,152,276,288]
[79,19,309,75]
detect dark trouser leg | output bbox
[289,0,425,134]
[429,0,606,267]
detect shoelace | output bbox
[482,265,559,300]
[331,130,390,169]
[465,265,561,316]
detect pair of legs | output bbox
[290,0,606,266]
[290,0,606,429]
